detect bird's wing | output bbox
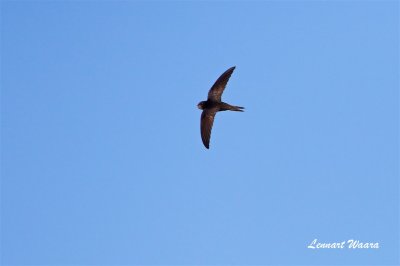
[200,108,218,149]
[207,66,236,102]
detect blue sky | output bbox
[1,1,398,265]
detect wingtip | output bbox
[202,141,210,149]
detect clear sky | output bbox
[1,1,399,265]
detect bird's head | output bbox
[197,101,206,110]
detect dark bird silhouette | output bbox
[197,66,244,149]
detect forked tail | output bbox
[232,106,245,112]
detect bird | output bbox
[197,66,244,149]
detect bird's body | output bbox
[197,66,244,149]
[198,101,243,112]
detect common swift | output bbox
[197,66,244,149]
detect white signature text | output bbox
[307,239,379,249]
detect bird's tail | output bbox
[221,102,245,112]
[232,106,245,112]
